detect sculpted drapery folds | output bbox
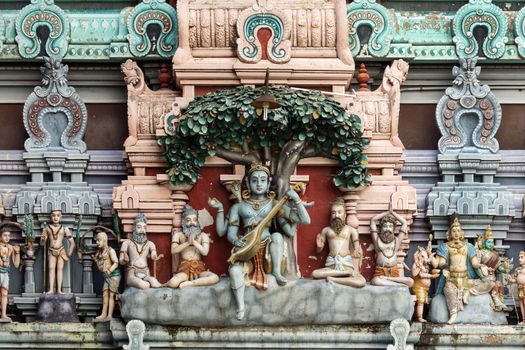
[475,226,512,312]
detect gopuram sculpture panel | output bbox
[2,0,525,348]
[113,0,418,328]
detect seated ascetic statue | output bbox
[311,197,366,288]
[370,210,414,288]
[209,163,310,320]
[119,213,162,289]
[432,216,492,324]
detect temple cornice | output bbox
[2,0,525,63]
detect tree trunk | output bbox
[273,140,306,279]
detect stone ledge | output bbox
[111,319,422,350]
[419,323,525,348]
[0,322,113,349]
[120,277,414,327]
[428,294,508,325]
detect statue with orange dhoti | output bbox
[209,163,310,320]
[164,204,219,289]
[370,210,414,288]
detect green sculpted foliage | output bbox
[159,86,370,194]
[0,15,5,53]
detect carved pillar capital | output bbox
[338,188,361,229]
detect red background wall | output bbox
[146,165,376,282]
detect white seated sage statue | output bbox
[370,209,414,288]
[311,197,366,288]
[208,163,310,320]
[119,213,162,289]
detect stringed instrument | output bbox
[227,194,290,265]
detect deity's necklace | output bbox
[48,224,62,241]
[132,240,149,255]
[378,239,396,259]
[245,198,273,227]
[245,197,271,211]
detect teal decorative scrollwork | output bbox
[15,0,70,59]
[236,6,291,64]
[23,57,88,153]
[452,0,508,59]
[515,6,525,58]
[0,15,5,53]
[436,57,501,154]
[347,0,393,57]
[127,0,178,58]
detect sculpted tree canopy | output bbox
[158,86,370,196]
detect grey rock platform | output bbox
[36,294,80,323]
[120,277,414,327]
[428,293,508,325]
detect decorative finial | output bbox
[158,63,171,91]
[357,63,370,92]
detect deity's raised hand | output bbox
[285,189,301,202]
[208,197,223,210]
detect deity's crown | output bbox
[247,163,271,178]
[484,225,494,240]
[450,216,461,228]
[446,215,464,241]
